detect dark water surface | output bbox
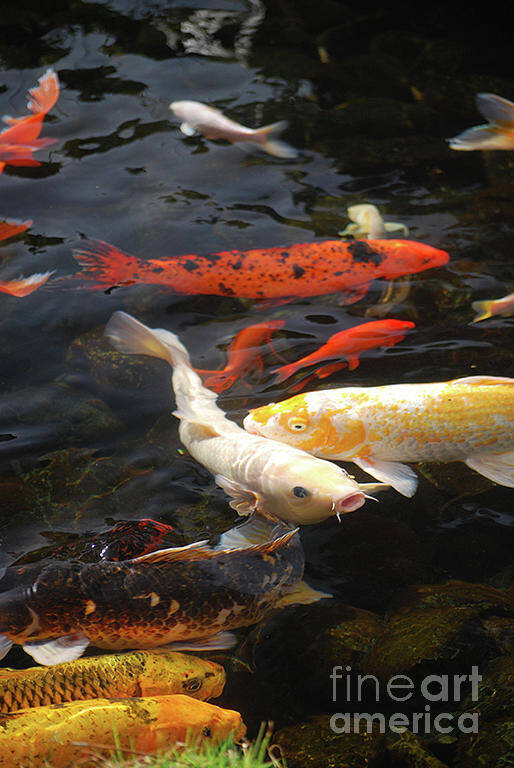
[0,1,513,764]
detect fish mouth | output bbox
[334,492,365,519]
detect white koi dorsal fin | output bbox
[449,375,514,386]
[465,451,514,487]
[354,458,418,497]
[130,540,212,564]
[276,580,332,608]
[164,631,238,652]
[23,634,90,666]
[214,474,260,516]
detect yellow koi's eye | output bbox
[287,416,308,432]
[183,677,202,692]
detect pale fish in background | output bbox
[243,376,514,497]
[472,291,514,322]
[169,100,298,158]
[105,312,386,525]
[339,204,409,239]
[448,93,514,150]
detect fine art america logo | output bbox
[329,665,481,734]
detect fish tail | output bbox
[72,240,142,287]
[0,271,54,298]
[27,68,60,116]
[471,299,493,322]
[0,218,32,243]
[255,120,298,159]
[200,371,237,393]
[272,362,299,384]
[105,312,223,423]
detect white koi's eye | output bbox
[293,486,311,498]
[288,417,308,432]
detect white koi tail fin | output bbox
[465,451,514,488]
[105,311,225,424]
[255,120,298,159]
[471,299,494,323]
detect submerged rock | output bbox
[386,730,449,768]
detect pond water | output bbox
[0,1,512,764]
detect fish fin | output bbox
[353,457,418,497]
[179,122,197,136]
[130,540,211,564]
[449,375,514,386]
[345,355,360,372]
[383,222,409,236]
[254,296,295,310]
[471,300,494,322]
[475,93,514,125]
[254,121,298,159]
[214,474,260,516]
[447,124,506,151]
[277,580,332,608]
[0,635,13,660]
[217,516,279,549]
[164,631,238,652]
[0,271,55,298]
[23,633,90,666]
[0,218,32,243]
[358,481,391,494]
[338,283,371,306]
[106,311,188,365]
[465,451,514,487]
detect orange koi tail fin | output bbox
[271,362,300,385]
[0,69,59,146]
[197,371,238,393]
[0,218,32,243]
[72,240,143,288]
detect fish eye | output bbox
[183,677,202,692]
[288,417,307,431]
[293,486,310,498]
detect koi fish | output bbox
[194,320,285,392]
[0,649,225,713]
[0,516,331,664]
[0,69,59,173]
[472,292,514,322]
[0,217,54,297]
[105,312,384,524]
[0,218,32,243]
[0,694,245,767]
[243,376,514,497]
[339,204,408,239]
[272,319,416,386]
[72,238,449,304]
[448,93,514,151]
[170,100,297,158]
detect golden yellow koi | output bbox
[0,693,245,768]
[244,376,514,497]
[0,649,224,713]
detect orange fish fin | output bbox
[254,296,295,310]
[465,451,514,487]
[130,540,212,564]
[449,375,514,386]
[345,355,360,371]
[338,283,370,306]
[72,240,141,287]
[163,631,238,652]
[0,218,32,243]
[353,457,418,497]
[26,68,60,115]
[0,271,54,297]
[315,361,349,378]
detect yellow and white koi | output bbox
[448,93,514,151]
[472,291,514,322]
[339,204,408,239]
[105,312,385,524]
[243,376,514,497]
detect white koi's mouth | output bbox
[334,492,365,519]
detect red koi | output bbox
[273,319,416,387]
[71,238,449,303]
[0,218,32,243]
[194,320,285,392]
[0,69,59,174]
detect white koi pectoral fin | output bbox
[179,122,197,136]
[354,458,418,497]
[276,580,332,609]
[215,474,259,516]
[465,452,514,488]
[164,631,238,652]
[23,633,90,666]
[216,516,286,550]
[0,635,13,660]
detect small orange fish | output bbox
[0,69,59,174]
[0,694,245,767]
[194,320,285,392]
[244,376,514,497]
[273,319,416,387]
[72,238,449,303]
